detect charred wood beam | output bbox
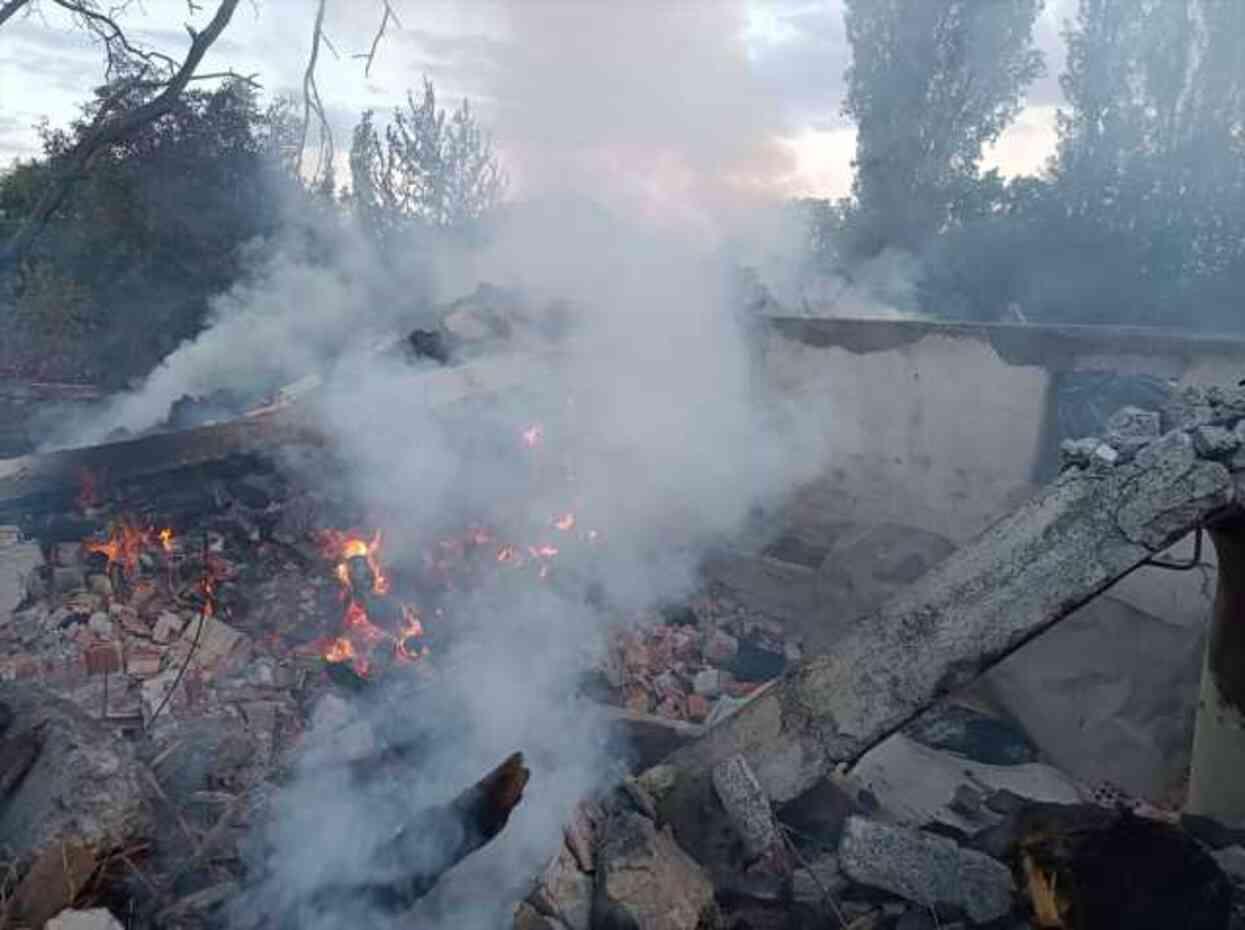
[313,752,530,913]
[0,406,321,518]
[658,436,1241,806]
[0,350,552,517]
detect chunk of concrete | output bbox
[838,817,1014,924]
[984,594,1203,800]
[0,684,152,928]
[712,754,780,861]
[849,735,1085,835]
[0,528,42,625]
[532,845,593,930]
[593,810,716,930]
[1106,406,1161,452]
[1193,425,1242,460]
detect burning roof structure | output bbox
[3,293,1245,930]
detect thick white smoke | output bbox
[228,188,829,928]
[46,3,836,926]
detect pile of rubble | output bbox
[0,469,340,737]
[1059,384,1245,472]
[594,592,798,724]
[7,373,1245,930]
[518,380,1245,930]
[519,748,1245,930]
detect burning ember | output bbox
[319,529,390,595]
[86,518,177,578]
[316,529,427,678]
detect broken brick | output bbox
[125,646,163,678]
[84,642,122,676]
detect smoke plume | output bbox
[47,4,835,926]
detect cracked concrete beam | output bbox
[661,435,1237,805]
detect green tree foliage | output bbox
[349,77,507,240]
[1046,0,1245,327]
[828,0,1245,332]
[841,0,1045,258]
[0,79,301,382]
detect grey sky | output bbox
[0,0,1077,203]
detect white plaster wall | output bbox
[765,320,1245,629]
[766,327,1048,543]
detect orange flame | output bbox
[319,527,425,676]
[86,518,174,577]
[553,513,576,531]
[318,529,389,595]
[324,637,355,664]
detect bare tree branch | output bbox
[295,0,332,185]
[296,0,403,189]
[48,0,180,78]
[132,68,260,89]
[0,0,35,28]
[358,1,394,77]
[0,0,242,270]
[319,29,339,59]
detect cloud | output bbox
[0,0,1074,200]
[746,1,854,132]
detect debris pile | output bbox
[1059,385,1245,472]
[593,592,798,724]
[6,371,1245,930]
[523,758,1245,930]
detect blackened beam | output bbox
[0,405,320,517]
[312,751,530,914]
[0,350,549,516]
[656,434,1244,806]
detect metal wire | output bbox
[1142,524,1205,571]
[146,534,212,731]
